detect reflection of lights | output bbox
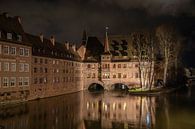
[105,104,107,111]
[113,102,116,110]
[87,102,89,110]
[123,102,127,110]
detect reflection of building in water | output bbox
[0,92,83,129]
[83,92,156,129]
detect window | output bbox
[118,64,121,68]
[24,63,29,72]
[123,64,127,68]
[34,78,38,84]
[7,33,12,40]
[34,58,38,63]
[10,77,16,87]
[18,77,23,86]
[19,63,24,72]
[24,49,29,56]
[45,68,48,73]
[17,35,22,42]
[40,58,43,64]
[113,64,116,68]
[118,73,121,78]
[4,62,9,71]
[123,74,127,78]
[34,67,37,73]
[3,45,9,54]
[19,48,24,56]
[23,77,29,86]
[87,64,91,68]
[3,77,9,87]
[45,59,48,64]
[113,74,116,78]
[10,47,16,55]
[10,63,16,72]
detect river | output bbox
[0,86,195,129]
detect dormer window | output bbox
[17,35,22,42]
[7,33,12,40]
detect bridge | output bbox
[84,80,139,91]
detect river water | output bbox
[0,86,195,129]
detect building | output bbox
[26,33,82,99]
[78,29,153,90]
[0,13,154,103]
[0,13,31,103]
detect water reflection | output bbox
[0,88,195,129]
[83,92,156,129]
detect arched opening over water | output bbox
[88,83,104,92]
[111,83,129,91]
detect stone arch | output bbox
[111,83,129,90]
[88,83,104,91]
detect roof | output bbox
[26,33,81,61]
[0,13,30,46]
[83,36,104,62]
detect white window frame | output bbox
[4,62,9,71]
[18,77,23,86]
[10,77,16,87]
[10,47,16,55]
[24,63,29,72]
[23,77,29,86]
[19,48,24,56]
[3,77,9,87]
[24,48,29,56]
[7,33,12,40]
[17,35,22,42]
[19,63,24,72]
[3,45,9,55]
[10,63,16,72]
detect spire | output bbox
[82,30,87,45]
[104,27,110,53]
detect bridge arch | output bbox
[88,83,104,91]
[111,83,130,91]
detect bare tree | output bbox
[132,32,156,90]
[156,25,181,86]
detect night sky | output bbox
[0,0,195,43]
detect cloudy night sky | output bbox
[0,0,195,43]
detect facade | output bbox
[0,13,31,103]
[78,30,153,90]
[0,13,153,103]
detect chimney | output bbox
[39,33,44,42]
[65,42,69,50]
[50,36,55,46]
[3,12,8,18]
[72,44,76,52]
